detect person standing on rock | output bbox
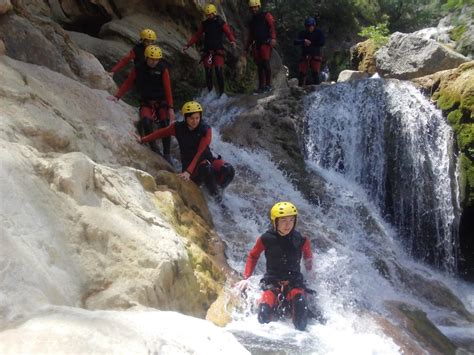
[108,29,157,76]
[294,17,325,86]
[108,45,175,162]
[236,202,314,331]
[245,0,277,94]
[132,101,235,197]
[182,3,237,96]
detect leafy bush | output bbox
[358,20,390,47]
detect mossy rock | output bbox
[450,24,467,42]
[428,61,474,207]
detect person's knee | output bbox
[258,303,273,324]
[218,163,235,188]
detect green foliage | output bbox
[447,109,463,126]
[450,24,467,41]
[358,20,390,47]
[442,0,472,11]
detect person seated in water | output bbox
[236,202,313,331]
[132,100,234,196]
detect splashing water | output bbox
[198,86,472,354]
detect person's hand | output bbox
[107,96,119,103]
[178,171,191,181]
[182,45,189,53]
[235,279,250,292]
[270,39,277,47]
[304,39,311,46]
[231,41,237,49]
[168,108,175,123]
[129,131,142,143]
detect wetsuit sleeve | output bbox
[316,29,326,47]
[185,127,212,174]
[141,122,176,143]
[110,49,136,73]
[186,25,204,47]
[115,69,137,99]
[294,31,305,45]
[162,69,174,108]
[265,12,276,40]
[223,23,236,43]
[243,237,265,279]
[301,237,313,271]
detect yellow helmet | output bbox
[270,202,298,228]
[204,4,217,15]
[181,101,203,115]
[249,0,261,7]
[140,29,157,41]
[144,45,163,59]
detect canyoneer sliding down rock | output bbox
[108,28,157,77]
[236,202,326,331]
[182,3,237,96]
[245,0,277,94]
[108,45,175,163]
[132,101,234,199]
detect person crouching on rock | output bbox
[236,202,314,331]
[132,101,234,197]
[108,45,175,163]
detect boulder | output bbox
[350,39,377,74]
[220,87,327,206]
[375,31,469,80]
[0,0,12,14]
[0,13,115,91]
[0,14,74,77]
[0,308,249,354]
[385,302,457,354]
[337,70,369,82]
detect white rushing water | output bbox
[199,86,473,354]
[303,79,459,272]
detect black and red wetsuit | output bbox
[243,229,313,325]
[186,16,236,94]
[294,28,325,85]
[141,120,233,194]
[115,61,174,156]
[110,42,146,74]
[246,11,276,90]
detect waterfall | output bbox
[302,79,459,272]
[199,88,472,354]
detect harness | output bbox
[275,280,290,317]
[200,49,225,65]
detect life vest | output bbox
[202,16,226,51]
[135,61,167,102]
[260,229,306,280]
[249,11,271,46]
[299,28,325,57]
[174,120,214,172]
[132,42,146,66]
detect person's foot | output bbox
[163,154,173,166]
[253,87,264,95]
[263,85,272,93]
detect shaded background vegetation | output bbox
[258,0,471,80]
